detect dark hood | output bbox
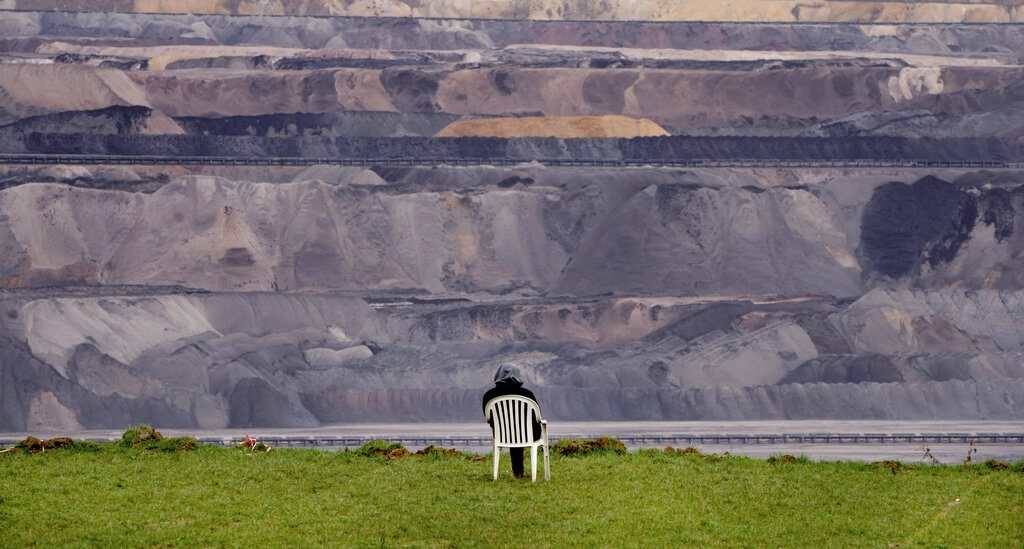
[493,362,523,387]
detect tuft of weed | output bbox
[43,437,74,449]
[664,446,724,462]
[870,460,910,475]
[550,439,585,456]
[155,437,199,452]
[961,440,978,469]
[411,445,485,461]
[68,440,102,452]
[414,445,473,460]
[667,446,702,456]
[118,425,198,452]
[11,436,96,454]
[982,458,1010,471]
[552,436,627,457]
[13,437,45,453]
[119,424,164,448]
[387,447,411,459]
[353,440,406,458]
[919,444,941,466]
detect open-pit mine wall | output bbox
[1,5,1024,430]
[3,12,1024,140]
[3,164,1024,430]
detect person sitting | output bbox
[482,362,543,478]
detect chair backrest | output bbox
[484,395,542,447]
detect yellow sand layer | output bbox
[6,0,1023,23]
[436,115,670,138]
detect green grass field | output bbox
[1,440,1022,547]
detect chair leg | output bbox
[493,443,499,481]
[530,446,538,482]
[543,443,550,481]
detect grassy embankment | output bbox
[1,432,1022,547]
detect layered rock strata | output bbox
[2,13,1024,140]
[1,4,1023,428]
[3,167,1024,294]
[3,286,1024,430]
[1,165,1024,428]
[4,1,1024,23]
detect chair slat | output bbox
[502,400,512,445]
[513,400,521,444]
[519,401,528,444]
[516,401,523,444]
[506,400,513,445]
[499,400,506,445]
[521,401,528,443]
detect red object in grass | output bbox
[240,434,272,452]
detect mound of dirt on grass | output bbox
[119,423,198,451]
[14,436,72,452]
[552,436,627,456]
[119,424,164,447]
[10,436,100,453]
[665,446,724,461]
[354,440,407,457]
[414,445,474,460]
[870,460,906,474]
[436,115,670,138]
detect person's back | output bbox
[482,363,542,478]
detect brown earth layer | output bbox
[3,62,1023,137]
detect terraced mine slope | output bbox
[1,5,1023,429]
[5,0,1024,22]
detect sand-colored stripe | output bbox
[436,115,670,138]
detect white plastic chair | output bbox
[484,395,550,482]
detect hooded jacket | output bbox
[482,363,542,440]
